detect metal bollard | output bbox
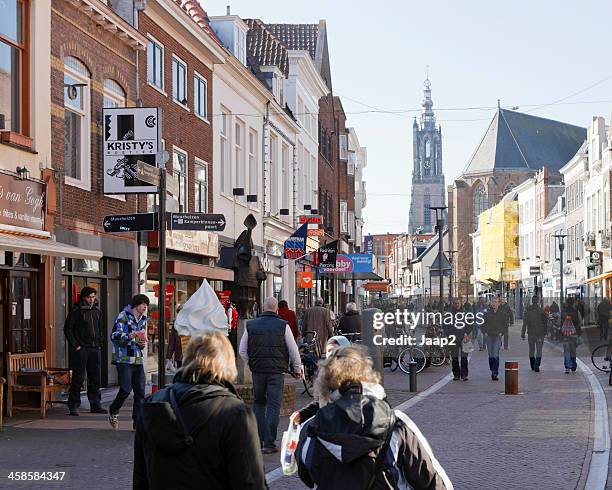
[408,361,418,392]
[505,361,519,395]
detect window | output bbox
[473,185,487,228]
[103,79,126,108]
[310,154,316,207]
[281,143,289,210]
[1,0,27,134]
[297,97,304,124]
[248,129,258,204]
[173,148,187,212]
[194,160,208,213]
[220,108,230,194]
[348,211,355,239]
[348,151,356,175]
[339,134,348,161]
[270,134,278,213]
[425,139,431,159]
[340,200,348,233]
[194,73,207,119]
[234,120,245,198]
[234,26,246,65]
[64,56,90,188]
[424,192,431,226]
[147,38,164,90]
[172,56,187,105]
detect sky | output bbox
[205,0,612,235]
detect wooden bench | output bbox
[7,351,72,418]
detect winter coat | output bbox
[278,306,299,339]
[302,306,333,352]
[597,301,610,324]
[499,302,514,326]
[444,306,473,340]
[482,307,507,337]
[133,373,266,490]
[296,382,452,490]
[64,300,102,349]
[521,304,548,339]
[111,306,147,365]
[337,310,362,335]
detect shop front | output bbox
[144,230,233,375]
[0,171,101,383]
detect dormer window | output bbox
[209,16,248,66]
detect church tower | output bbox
[408,76,445,234]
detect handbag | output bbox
[462,338,475,354]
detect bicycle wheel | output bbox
[398,347,427,374]
[302,357,318,397]
[591,344,611,372]
[428,345,446,367]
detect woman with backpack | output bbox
[560,297,582,374]
[133,331,266,489]
[295,344,452,490]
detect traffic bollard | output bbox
[408,361,418,392]
[505,361,519,395]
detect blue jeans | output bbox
[252,372,284,448]
[485,334,502,375]
[472,324,484,349]
[109,363,145,423]
[563,339,578,370]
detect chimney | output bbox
[227,5,231,15]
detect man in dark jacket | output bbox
[337,302,362,337]
[597,298,610,340]
[239,297,301,454]
[64,286,106,416]
[482,297,506,380]
[445,298,472,381]
[521,295,548,372]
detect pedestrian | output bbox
[597,297,610,341]
[473,296,488,351]
[337,302,362,336]
[482,297,506,381]
[463,299,472,312]
[302,297,333,354]
[133,331,266,490]
[108,294,149,430]
[560,297,582,374]
[499,297,514,350]
[521,295,548,372]
[295,344,453,490]
[576,297,586,322]
[238,297,302,454]
[64,286,106,416]
[278,299,298,340]
[446,298,472,381]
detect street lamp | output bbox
[497,260,505,299]
[429,205,447,310]
[446,249,457,302]
[554,234,567,307]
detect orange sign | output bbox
[297,271,313,289]
[307,228,324,236]
[364,281,389,292]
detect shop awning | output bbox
[0,233,102,260]
[585,271,612,284]
[149,260,234,282]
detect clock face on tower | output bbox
[424,159,431,169]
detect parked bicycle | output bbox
[591,342,612,386]
[299,331,320,397]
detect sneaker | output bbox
[534,367,540,372]
[461,377,468,381]
[453,376,460,381]
[90,407,108,414]
[491,374,499,381]
[565,369,570,374]
[68,410,79,416]
[108,413,119,429]
[262,446,279,455]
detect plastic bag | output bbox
[462,339,474,354]
[280,416,301,475]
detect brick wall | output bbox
[318,94,338,237]
[51,1,141,239]
[138,13,214,214]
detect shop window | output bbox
[64,56,91,190]
[0,0,27,134]
[194,159,208,213]
[172,147,187,212]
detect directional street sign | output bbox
[136,160,160,186]
[170,213,226,232]
[299,216,322,224]
[103,213,157,232]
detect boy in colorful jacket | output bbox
[108,294,149,430]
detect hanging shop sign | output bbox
[297,271,313,289]
[0,173,45,232]
[103,107,160,194]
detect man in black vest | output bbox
[239,297,301,454]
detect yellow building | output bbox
[478,196,520,287]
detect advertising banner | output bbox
[283,223,308,259]
[319,254,373,274]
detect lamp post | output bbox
[554,234,567,308]
[446,249,457,303]
[429,206,447,310]
[497,260,505,299]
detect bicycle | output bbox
[299,331,320,397]
[590,342,612,386]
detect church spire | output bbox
[421,72,435,130]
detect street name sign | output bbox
[136,160,160,186]
[103,213,157,232]
[170,213,226,232]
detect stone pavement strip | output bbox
[0,323,606,490]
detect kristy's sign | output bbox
[0,173,45,231]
